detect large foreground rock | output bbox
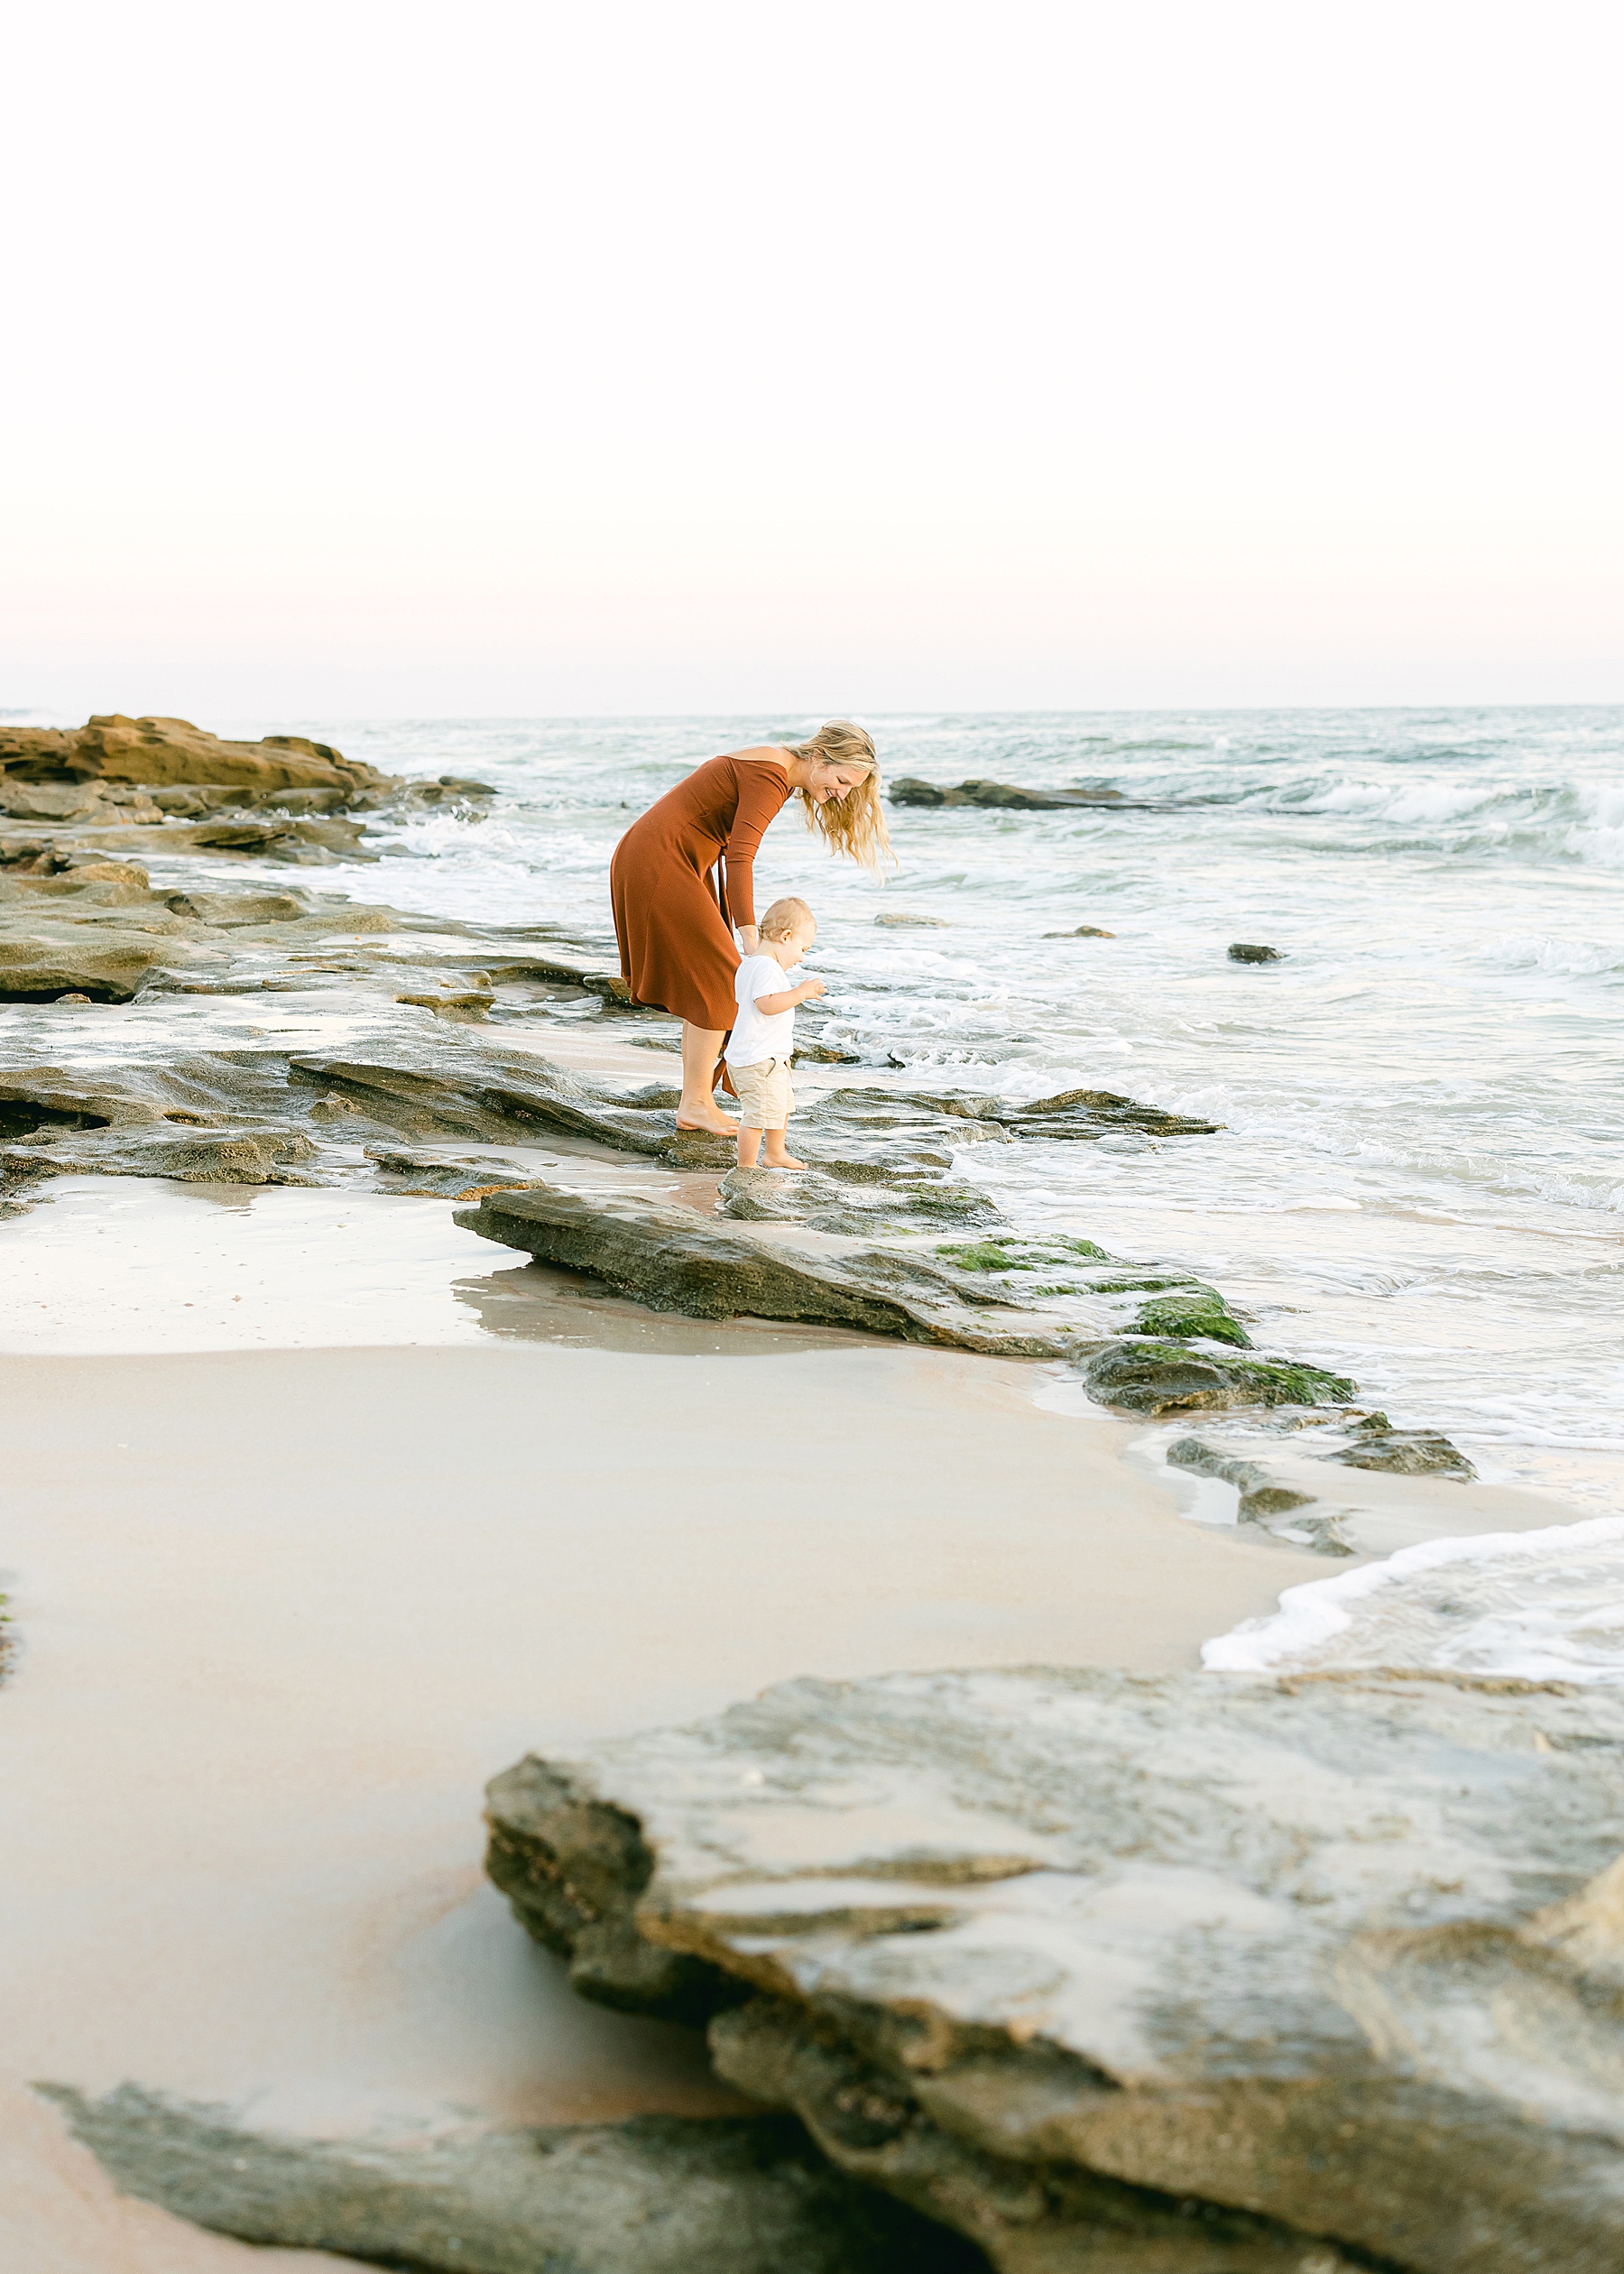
[42,2084,975,2274]
[0,714,386,794]
[485,1667,1624,2273]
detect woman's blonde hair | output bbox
[783,720,892,869]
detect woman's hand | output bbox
[738,925,760,954]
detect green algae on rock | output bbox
[1084,1339,1357,1415]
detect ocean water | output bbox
[21,704,1624,1674]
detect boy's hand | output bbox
[798,976,826,1002]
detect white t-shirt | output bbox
[725,953,803,1068]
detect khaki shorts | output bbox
[730,1057,795,1130]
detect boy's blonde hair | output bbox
[757,895,815,942]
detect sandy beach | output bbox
[0,1281,1577,2270]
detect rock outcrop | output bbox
[1228,944,1283,964]
[890,778,1162,812]
[0,714,386,795]
[484,1666,1624,2274]
[42,2084,975,2274]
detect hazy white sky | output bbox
[4,0,1619,717]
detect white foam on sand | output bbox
[1203,1516,1624,1685]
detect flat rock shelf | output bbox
[479,1666,1624,2274]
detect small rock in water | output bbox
[1323,1411,1477,1479]
[873,912,947,927]
[52,992,94,1005]
[1044,924,1116,937]
[1228,941,1284,962]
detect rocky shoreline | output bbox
[12,717,1613,2273]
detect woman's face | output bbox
[807,761,870,807]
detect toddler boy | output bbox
[726,896,825,1169]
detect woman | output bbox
[611,720,889,1132]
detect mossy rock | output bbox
[935,1234,1111,1274]
[1132,1290,1251,1348]
[1084,1339,1356,1416]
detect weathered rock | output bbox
[0,714,387,794]
[0,925,165,1001]
[457,1182,1075,1354]
[41,2084,971,2274]
[1044,925,1117,938]
[163,889,309,925]
[1084,1339,1357,1415]
[890,778,1156,811]
[1165,1436,1353,1555]
[397,988,496,1020]
[366,1148,554,1199]
[0,1121,324,1188]
[1227,944,1283,964]
[485,1666,1624,2274]
[1322,1413,1477,1480]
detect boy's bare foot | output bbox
[761,1150,807,1170]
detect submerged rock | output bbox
[485,1665,1624,2274]
[873,911,949,927]
[1228,943,1284,963]
[1323,1413,1477,1479]
[1044,924,1117,938]
[1165,1435,1353,1555]
[42,2084,970,2274]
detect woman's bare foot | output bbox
[761,1149,807,1170]
[676,1105,737,1134]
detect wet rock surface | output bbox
[1227,943,1284,963]
[42,2083,974,2274]
[485,1666,1624,2274]
[1165,1435,1355,1555]
[1321,1413,1478,1479]
[890,777,1166,811]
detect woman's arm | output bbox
[725,763,791,938]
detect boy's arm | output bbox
[751,976,826,1015]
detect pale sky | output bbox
[4,0,1619,717]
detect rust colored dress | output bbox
[610,754,792,1029]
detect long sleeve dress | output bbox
[609,754,791,1029]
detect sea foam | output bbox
[1203,1518,1624,1687]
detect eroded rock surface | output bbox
[0,714,386,794]
[485,1667,1624,2274]
[42,2083,974,2274]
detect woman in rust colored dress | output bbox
[611,720,890,1132]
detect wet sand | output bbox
[0,1323,1329,2270]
